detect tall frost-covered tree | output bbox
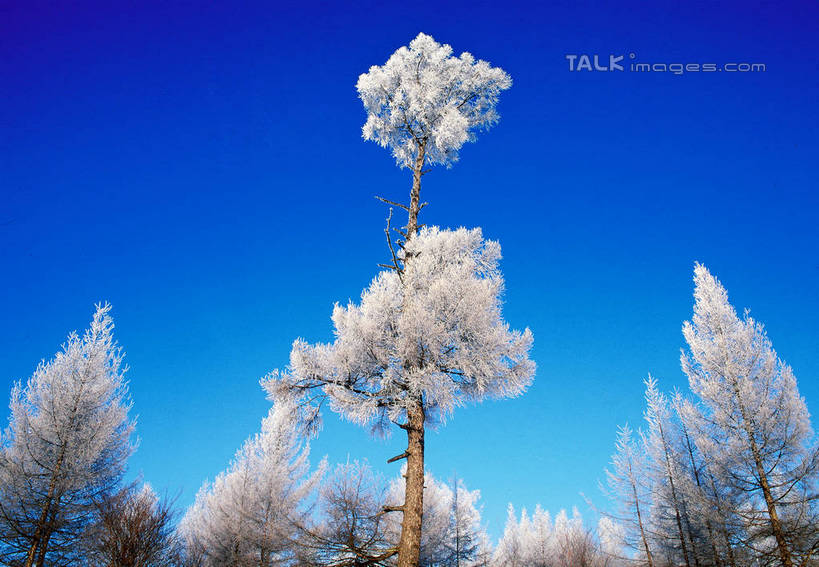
[681,264,819,567]
[181,395,323,567]
[0,304,134,567]
[266,226,533,567]
[265,34,518,567]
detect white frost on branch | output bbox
[181,395,324,566]
[356,32,512,168]
[0,304,134,563]
[264,226,534,434]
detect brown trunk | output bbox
[681,427,721,567]
[731,382,793,567]
[407,141,425,237]
[754,448,793,567]
[35,526,51,567]
[395,141,426,567]
[658,422,692,567]
[630,462,654,567]
[25,447,66,567]
[396,400,425,567]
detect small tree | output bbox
[0,304,134,567]
[642,376,694,567]
[85,482,182,567]
[181,395,323,566]
[301,460,395,566]
[681,264,819,567]
[268,35,516,567]
[492,506,606,567]
[445,476,486,567]
[601,424,655,567]
[491,506,526,567]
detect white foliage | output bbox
[356,32,512,168]
[597,516,624,559]
[681,263,819,562]
[0,304,134,562]
[265,226,534,434]
[600,423,654,564]
[181,396,324,566]
[492,505,604,567]
[682,263,814,470]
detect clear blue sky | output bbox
[1,1,817,540]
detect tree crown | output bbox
[357,32,512,169]
[265,226,534,435]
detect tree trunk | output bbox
[753,445,793,567]
[658,423,691,567]
[395,140,427,567]
[25,446,66,567]
[35,522,52,567]
[732,382,793,567]
[406,142,425,237]
[631,467,654,567]
[681,426,721,567]
[397,400,425,567]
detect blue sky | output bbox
[1,1,817,540]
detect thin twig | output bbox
[375,195,409,211]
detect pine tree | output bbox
[681,264,819,566]
[0,304,134,567]
[602,424,655,567]
[181,395,323,566]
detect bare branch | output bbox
[375,196,410,211]
[387,452,409,464]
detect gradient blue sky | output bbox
[2,1,817,540]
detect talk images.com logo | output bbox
[565,54,766,75]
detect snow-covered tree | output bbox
[681,263,819,567]
[601,424,655,567]
[642,376,695,567]
[181,395,323,567]
[491,506,525,567]
[597,516,624,563]
[0,304,134,567]
[266,34,516,567]
[268,33,519,567]
[492,506,606,567]
[446,477,489,567]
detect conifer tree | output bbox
[681,264,819,566]
[0,304,134,567]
